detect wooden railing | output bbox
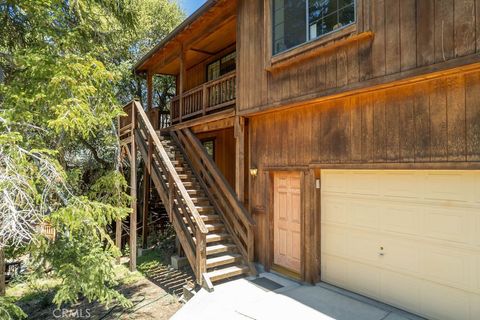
[171,128,256,274]
[123,100,208,285]
[171,71,236,123]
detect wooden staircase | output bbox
[119,101,256,291]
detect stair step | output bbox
[205,233,230,243]
[206,254,242,268]
[183,214,220,224]
[206,243,237,255]
[187,223,224,233]
[206,265,249,283]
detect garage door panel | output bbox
[381,203,420,236]
[420,281,470,320]
[321,170,480,320]
[382,172,419,198]
[350,200,380,230]
[346,260,381,298]
[422,207,472,244]
[424,172,475,203]
[382,238,420,274]
[321,254,348,287]
[472,294,480,319]
[421,246,471,289]
[322,171,349,193]
[321,225,347,256]
[322,197,347,224]
[380,270,421,313]
[348,231,381,265]
[348,171,380,195]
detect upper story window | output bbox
[272,0,356,55]
[207,51,236,81]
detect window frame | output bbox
[206,51,236,82]
[265,0,359,69]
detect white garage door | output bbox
[321,170,480,320]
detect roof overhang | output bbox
[134,0,237,76]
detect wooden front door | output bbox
[273,172,301,274]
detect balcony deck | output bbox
[171,71,236,124]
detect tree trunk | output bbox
[0,248,5,296]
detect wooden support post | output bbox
[234,116,245,202]
[202,84,208,115]
[0,248,5,296]
[146,72,153,111]
[179,48,186,122]
[195,228,207,286]
[141,173,150,249]
[129,104,137,272]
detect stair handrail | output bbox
[129,101,209,235]
[183,128,255,226]
[173,128,255,268]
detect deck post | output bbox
[146,72,153,111]
[179,47,186,122]
[234,116,245,202]
[141,173,150,249]
[129,103,137,272]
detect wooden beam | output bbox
[234,116,245,202]
[239,55,480,118]
[190,48,215,56]
[146,72,153,111]
[129,106,137,272]
[170,108,235,130]
[179,48,186,122]
[141,172,150,249]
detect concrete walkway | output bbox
[172,272,424,320]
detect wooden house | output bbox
[119,1,480,319]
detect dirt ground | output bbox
[19,277,183,320]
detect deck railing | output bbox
[171,71,236,123]
[172,128,256,274]
[121,100,208,285]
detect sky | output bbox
[180,0,207,16]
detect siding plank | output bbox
[446,75,466,161]
[385,89,400,161]
[465,72,480,160]
[430,79,448,161]
[398,87,415,161]
[399,0,417,70]
[337,47,348,87]
[416,0,435,66]
[434,0,454,62]
[371,0,386,77]
[373,92,387,161]
[454,0,476,57]
[347,42,360,84]
[361,94,374,162]
[414,84,431,161]
[350,96,362,161]
[385,0,401,74]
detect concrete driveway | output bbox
[172,272,424,320]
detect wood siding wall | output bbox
[249,70,480,267]
[237,0,480,112]
[196,127,236,188]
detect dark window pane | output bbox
[339,0,354,9]
[273,0,307,55]
[309,0,355,40]
[202,140,215,159]
[339,4,355,26]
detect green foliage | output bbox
[0,296,27,320]
[0,0,183,312]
